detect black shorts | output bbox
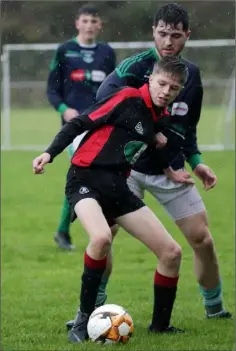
[65,165,145,227]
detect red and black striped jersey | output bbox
[45,84,171,172]
[97,48,203,174]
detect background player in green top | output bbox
[47,5,116,251]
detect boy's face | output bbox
[153,20,190,57]
[75,14,102,41]
[149,71,183,107]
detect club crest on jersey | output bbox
[135,122,144,135]
[79,187,89,194]
[171,102,188,116]
[81,50,94,63]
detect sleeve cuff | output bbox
[57,103,68,114]
[187,153,203,170]
[44,150,54,163]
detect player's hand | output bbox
[63,108,79,122]
[32,152,51,174]
[164,167,195,185]
[193,163,217,191]
[156,132,167,149]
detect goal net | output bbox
[1,40,235,151]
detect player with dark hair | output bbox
[92,2,231,320]
[47,4,116,251]
[33,56,192,342]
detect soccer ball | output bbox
[87,304,134,344]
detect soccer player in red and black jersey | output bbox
[33,56,192,342]
[47,5,116,252]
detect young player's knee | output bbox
[91,230,112,253]
[186,216,214,250]
[160,243,182,269]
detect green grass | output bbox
[1,150,235,351]
[1,104,235,148]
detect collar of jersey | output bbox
[151,47,181,61]
[139,84,169,120]
[72,37,97,49]
[139,84,152,108]
[151,47,161,61]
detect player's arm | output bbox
[33,113,108,174]
[179,70,216,189]
[32,116,86,174]
[45,98,119,161]
[47,47,78,122]
[155,128,194,184]
[182,68,204,170]
[33,90,140,173]
[47,46,68,114]
[137,108,194,184]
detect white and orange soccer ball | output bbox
[87,304,134,344]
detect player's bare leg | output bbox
[96,224,118,305]
[68,198,112,343]
[96,239,113,307]
[176,211,232,318]
[66,225,118,331]
[116,206,184,333]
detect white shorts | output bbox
[127,170,206,221]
